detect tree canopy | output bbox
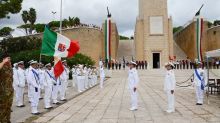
[0,0,23,19]
[0,27,13,37]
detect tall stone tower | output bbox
[134,0,174,69]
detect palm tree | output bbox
[68,16,74,27]
[21,10,29,35]
[74,17,80,26]
[28,8,36,34]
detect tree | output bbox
[28,8,37,34]
[119,35,129,40]
[62,19,69,28]
[34,24,45,33]
[0,27,13,37]
[173,26,183,34]
[68,16,74,27]
[74,17,80,26]
[0,0,23,19]
[213,20,220,26]
[21,10,29,35]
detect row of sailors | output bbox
[12,60,101,115]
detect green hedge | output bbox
[10,50,95,68]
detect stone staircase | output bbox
[116,40,135,61]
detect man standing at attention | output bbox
[193,61,207,105]
[128,61,139,111]
[164,62,176,113]
[0,53,13,122]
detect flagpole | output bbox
[59,0,63,34]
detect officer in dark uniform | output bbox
[0,52,13,123]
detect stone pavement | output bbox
[11,80,88,123]
[33,70,220,123]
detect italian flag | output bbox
[195,15,203,62]
[41,27,80,78]
[41,27,80,58]
[104,17,111,63]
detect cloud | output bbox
[0,0,220,37]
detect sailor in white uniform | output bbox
[76,65,85,92]
[27,61,41,115]
[99,65,105,89]
[44,63,55,109]
[128,61,139,111]
[84,66,89,89]
[71,65,77,88]
[25,60,34,103]
[38,63,45,100]
[60,60,69,101]
[193,62,207,105]
[15,61,26,107]
[13,63,18,95]
[164,62,176,113]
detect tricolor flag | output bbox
[104,17,111,63]
[41,26,80,78]
[195,5,204,62]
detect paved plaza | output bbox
[30,69,220,123]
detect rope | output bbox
[176,73,194,88]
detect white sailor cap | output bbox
[45,63,51,67]
[13,63,18,67]
[30,61,38,65]
[129,61,137,65]
[17,61,24,65]
[28,60,34,64]
[165,62,175,68]
[62,60,67,63]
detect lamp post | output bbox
[59,0,63,34]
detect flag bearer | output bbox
[27,61,41,115]
[44,63,55,109]
[60,60,69,101]
[164,62,176,113]
[99,65,105,89]
[128,61,139,111]
[15,61,26,107]
[193,61,207,105]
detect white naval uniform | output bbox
[91,69,98,86]
[52,74,65,103]
[164,70,176,112]
[25,66,33,102]
[44,69,56,108]
[193,68,207,104]
[84,68,89,89]
[60,70,68,100]
[15,67,26,106]
[13,67,19,101]
[88,68,93,87]
[76,68,85,92]
[128,68,139,109]
[27,68,41,114]
[71,68,77,88]
[99,67,105,88]
[38,69,45,99]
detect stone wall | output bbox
[31,25,119,65]
[174,20,215,60]
[207,26,220,51]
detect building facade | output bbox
[134,0,174,69]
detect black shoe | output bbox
[32,112,41,115]
[196,103,203,105]
[56,102,61,105]
[61,99,67,101]
[16,105,25,107]
[39,97,43,100]
[45,107,53,109]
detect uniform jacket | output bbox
[164,70,176,91]
[17,67,26,87]
[193,68,207,87]
[128,68,139,89]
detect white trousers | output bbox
[93,75,97,85]
[15,86,24,106]
[30,86,40,113]
[52,84,59,103]
[166,90,175,111]
[44,85,52,108]
[28,83,33,102]
[77,76,85,92]
[100,77,105,88]
[84,76,89,89]
[129,89,138,108]
[72,75,77,87]
[196,86,204,104]
[60,80,67,100]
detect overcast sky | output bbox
[0,0,220,37]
